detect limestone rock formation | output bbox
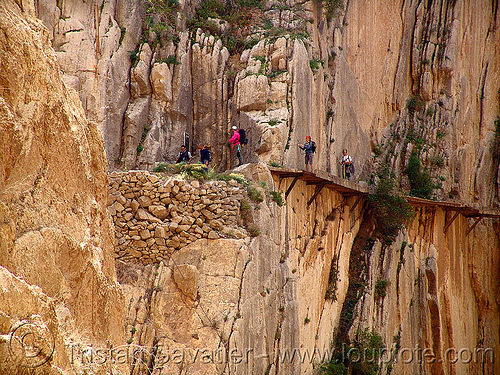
[34,0,500,207]
[3,0,500,374]
[0,1,124,373]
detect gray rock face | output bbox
[35,0,500,205]
[38,0,145,169]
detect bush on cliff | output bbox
[405,152,434,199]
[368,174,414,243]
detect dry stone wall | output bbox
[108,171,247,263]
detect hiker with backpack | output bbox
[199,143,211,171]
[298,135,316,173]
[338,148,354,180]
[229,125,246,167]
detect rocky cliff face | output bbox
[0,1,124,373]
[2,0,499,374]
[113,163,365,375]
[111,165,500,375]
[35,0,500,206]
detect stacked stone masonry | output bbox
[108,171,246,263]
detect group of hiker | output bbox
[174,126,246,170]
[176,143,211,169]
[298,136,354,179]
[174,128,354,180]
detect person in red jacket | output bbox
[229,125,243,167]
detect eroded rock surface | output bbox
[0,1,124,373]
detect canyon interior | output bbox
[1,0,499,374]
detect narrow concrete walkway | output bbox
[270,167,500,220]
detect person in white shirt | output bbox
[338,149,353,180]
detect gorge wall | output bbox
[33,0,500,205]
[1,0,499,374]
[0,1,125,374]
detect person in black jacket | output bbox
[199,143,211,170]
[176,145,192,163]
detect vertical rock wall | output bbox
[33,0,500,208]
[36,0,145,168]
[0,1,125,373]
[354,209,500,375]
[6,0,500,374]
[111,164,366,375]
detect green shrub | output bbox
[234,0,263,8]
[177,163,207,179]
[243,38,259,50]
[405,130,425,149]
[326,109,334,120]
[247,186,264,202]
[165,54,180,65]
[291,31,310,40]
[368,174,415,242]
[267,119,279,126]
[217,172,249,186]
[268,161,283,168]
[128,48,140,66]
[248,226,260,237]
[187,0,262,54]
[221,33,246,54]
[196,0,224,19]
[430,155,444,168]
[270,191,285,206]
[253,55,266,64]
[375,279,389,299]
[436,129,446,139]
[324,0,344,19]
[240,199,251,213]
[267,69,287,79]
[406,95,425,114]
[372,143,383,156]
[137,145,144,153]
[153,163,175,173]
[119,26,126,46]
[309,59,323,71]
[351,329,385,375]
[319,328,384,375]
[319,363,347,375]
[405,152,434,198]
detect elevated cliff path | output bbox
[269,167,500,235]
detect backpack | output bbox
[208,149,212,162]
[239,129,248,145]
[311,141,316,153]
[348,162,355,174]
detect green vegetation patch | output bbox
[405,152,434,198]
[270,191,285,206]
[368,173,415,243]
[406,95,425,115]
[375,279,389,299]
[323,0,344,20]
[187,0,263,54]
[247,185,264,202]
